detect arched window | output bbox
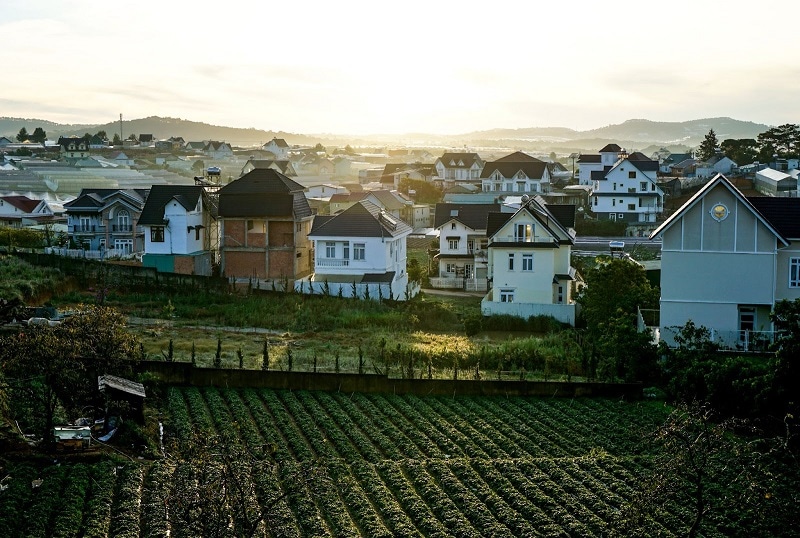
[117,209,130,231]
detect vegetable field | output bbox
[0,389,793,537]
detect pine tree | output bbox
[697,129,718,162]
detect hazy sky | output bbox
[3,0,798,135]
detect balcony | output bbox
[316,258,350,268]
[70,224,100,233]
[112,224,134,232]
[491,235,557,246]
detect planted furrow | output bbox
[328,461,395,538]
[377,461,452,538]
[109,465,144,538]
[426,459,515,538]
[330,392,406,460]
[167,387,192,445]
[80,461,117,538]
[350,393,426,459]
[512,399,590,456]
[313,391,385,462]
[250,460,299,538]
[384,394,464,457]
[295,390,365,461]
[183,387,215,436]
[445,397,540,458]
[420,396,509,459]
[490,398,579,456]
[139,461,172,538]
[402,460,483,538]
[448,459,540,537]
[348,462,422,538]
[278,461,333,537]
[50,463,90,538]
[258,390,317,460]
[275,390,339,459]
[222,388,275,460]
[0,464,38,538]
[366,393,445,458]
[22,464,69,538]
[241,389,297,460]
[471,398,569,457]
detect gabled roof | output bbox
[480,161,549,180]
[138,185,205,225]
[650,174,789,245]
[138,134,154,142]
[267,138,289,148]
[627,151,654,162]
[599,143,623,153]
[486,197,574,243]
[1,195,41,213]
[437,152,482,169]
[380,163,435,182]
[243,159,295,175]
[218,169,310,218]
[434,203,500,230]
[309,200,411,238]
[577,154,601,163]
[609,158,659,175]
[204,141,230,151]
[64,189,148,211]
[493,151,543,163]
[662,153,693,165]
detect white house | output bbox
[0,195,54,227]
[481,152,551,194]
[58,136,89,160]
[305,183,348,200]
[204,141,233,160]
[695,154,737,177]
[434,152,484,187]
[650,173,800,350]
[262,138,290,160]
[754,167,796,196]
[590,157,663,224]
[482,196,579,325]
[577,143,623,186]
[431,203,502,291]
[139,185,214,275]
[300,200,416,300]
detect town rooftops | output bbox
[599,143,623,153]
[309,200,412,238]
[437,152,482,168]
[493,151,543,163]
[480,161,549,180]
[433,203,500,230]
[1,195,41,213]
[218,168,311,219]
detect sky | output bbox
[2,0,798,135]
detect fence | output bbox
[139,360,643,399]
[45,247,139,261]
[660,325,780,352]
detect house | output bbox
[58,136,90,160]
[482,196,580,325]
[659,152,693,174]
[590,156,663,225]
[481,152,551,194]
[0,195,54,227]
[306,184,348,200]
[669,158,697,178]
[204,141,234,160]
[185,141,206,152]
[328,190,412,221]
[217,169,314,286]
[63,188,148,254]
[108,151,134,166]
[433,152,484,187]
[754,167,796,196]
[262,138,291,160]
[650,173,800,350]
[138,134,155,147]
[431,203,502,291]
[88,135,109,149]
[139,185,215,275]
[577,144,624,186]
[240,158,297,177]
[299,200,416,300]
[0,136,12,147]
[696,153,737,177]
[380,163,436,189]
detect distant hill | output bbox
[0,115,773,151]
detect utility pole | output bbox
[119,113,123,146]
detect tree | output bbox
[770,298,800,445]
[398,177,443,204]
[697,129,718,161]
[192,160,206,174]
[313,142,326,152]
[0,305,139,447]
[719,138,759,166]
[15,127,28,142]
[112,133,122,146]
[757,123,799,159]
[95,130,107,139]
[30,127,47,144]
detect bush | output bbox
[463,315,482,336]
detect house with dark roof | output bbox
[329,190,412,221]
[139,185,215,275]
[262,138,290,160]
[650,173,800,349]
[380,163,436,189]
[481,151,551,195]
[431,203,504,291]
[482,196,580,325]
[589,155,663,231]
[577,144,625,186]
[58,136,90,160]
[217,169,313,286]
[63,189,149,254]
[204,141,233,160]
[659,152,693,174]
[299,200,416,300]
[138,134,155,147]
[433,152,485,187]
[0,195,55,227]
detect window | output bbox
[612,199,616,206]
[446,263,455,274]
[508,253,515,271]
[790,258,800,287]
[325,242,336,258]
[593,196,598,206]
[296,223,302,232]
[613,182,617,191]
[151,226,165,242]
[651,183,656,191]
[522,253,533,271]
[515,223,532,241]
[451,222,457,230]
[640,181,647,191]
[628,204,635,210]
[500,289,514,303]
[343,243,350,259]
[467,239,475,253]
[557,285,564,303]
[629,171,637,179]
[117,209,130,231]
[448,238,459,250]
[353,243,365,260]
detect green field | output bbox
[1,388,794,537]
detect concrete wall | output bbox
[480,298,578,326]
[139,361,641,399]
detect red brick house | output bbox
[218,169,313,286]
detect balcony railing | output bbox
[316,258,350,268]
[70,224,100,233]
[491,235,556,245]
[112,224,133,232]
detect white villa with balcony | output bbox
[431,203,504,291]
[301,200,416,300]
[63,188,148,254]
[480,151,551,194]
[482,196,580,325]
[590,157,663,225]
[434,152,484,188]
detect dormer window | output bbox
[492,171,502,180]
[68,144,75,150]
[516,171,526,179]
[449,160,456,166]
[457,160,464,166]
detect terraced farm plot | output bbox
[0,389,794,537]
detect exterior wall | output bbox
[295,274,418,301]
[773,246,800,301]
[591,162,662,222]
[481,297,578,326]
[144,200,205,256]
[578,162,602,185]
[225,251,266,278]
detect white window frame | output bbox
[522,253,533,271]
[353,243,365,261]
[325,242,336,258]
[508,253,515,271]
[790,257,800,287]
[448,238,459,250]
[500,289,514,303]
